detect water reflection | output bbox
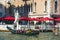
[0,32,60,40]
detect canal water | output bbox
[0,32,60,40]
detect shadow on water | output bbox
[9,32,40,40]
[11,32,39,37]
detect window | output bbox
[20,5,24,13]
[14,8,17,13]
[0,12,2,17]
[24,4,30,15]
[33,2,36,13]
[44,1,47,13]
[55,1,58,13]
[0,3,2,8]
[21,5,24,13]
[35,2,36,12]
[31,3,32,12]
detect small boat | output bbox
[7,26,39,35]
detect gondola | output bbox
[7,26,39,35]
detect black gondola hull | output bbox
[7,26,39,35]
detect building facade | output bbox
[0,0,60,18]
[4,0,60,18]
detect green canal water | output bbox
[0,32,60,40]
